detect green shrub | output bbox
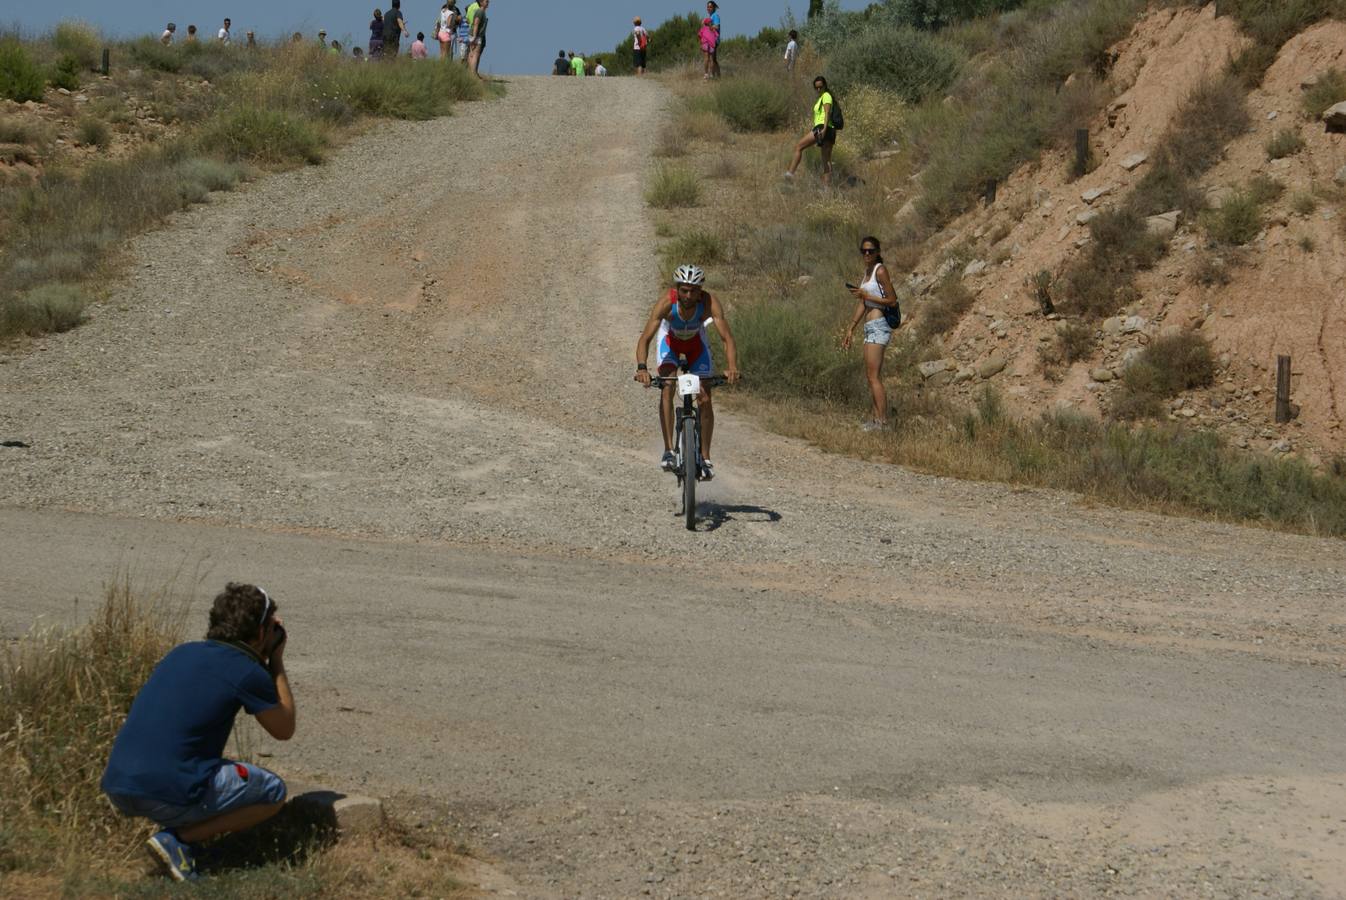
[1061,208,1164,319]
[0,39,47,103]
[48,54,81,91]
[52,20,102,70]
[734,296,861,403]
[1303,68,1346,119]
[126,35,184,73]
[198,106,326,165]
[1264,128,1305,160]
[322,57,481,119]
[704,75,794,132]
[645,165,700,208]
[1,284,88,337]
[826,26,961,103]
[75,117,111,148]
[677,108,731,144]
[1204,190,1262,245]
[1221,0,1346,83]
[1111,331,1215,420]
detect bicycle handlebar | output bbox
[648,374,731,387]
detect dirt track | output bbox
[2,77,1344,897]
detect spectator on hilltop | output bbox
[785,29,798,73]
[353,46,365,59]
[187,24,200,43]
[218,18,231,44]
[554,49,570,75]
[368,9,384,58]
[466,0,490,78]
[706,1,721,78]
[455,2,472,61]
[291,31,304,44]
[437,2,461,61]
[383,0,409,58]
[571,50,586,77]
[330,39,343,55]
[317,29,328,47]
[411,32,428,59]
[698,17,718,80]
[101,583,297,883]
[246,30,257,48]
[785,75,838,186]
[632,17,649,75]
[160,22,176,45]
[595,58,608,76]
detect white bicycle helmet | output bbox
[673,264,705,286]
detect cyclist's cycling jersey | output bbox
[656,290,713,376]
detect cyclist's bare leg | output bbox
[659,383,676,451]
[699,389,714,461]
[864,342,886,423]
[787,131,817,176]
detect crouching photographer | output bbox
[101,583,297,882]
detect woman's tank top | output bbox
[861,263,887,310]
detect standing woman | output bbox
[467,0,489,77]
[841,236,900,431]
[785,76,836,186]
[368,8,384,58]
[437,2,459,60]
[698,18,718,80]
[706,1,721,78]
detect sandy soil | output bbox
[2,76,1345,897]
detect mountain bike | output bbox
[650,363,727,531]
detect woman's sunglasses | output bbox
[860,247,878,255]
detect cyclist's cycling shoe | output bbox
[660,450,677,472]
[698,460,715,481]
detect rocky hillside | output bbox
[902,5,1345,462]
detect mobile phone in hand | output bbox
[845,282,858,290]
[268,623,287,655]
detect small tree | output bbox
[808,0,825,19]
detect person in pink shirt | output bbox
[410,31,429,59]
[698,18,718,80]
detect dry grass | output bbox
[645,164,701,208]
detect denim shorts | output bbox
[107,762,287,829]
[863,317,892,346]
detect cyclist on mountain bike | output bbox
[635,264,740,479]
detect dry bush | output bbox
[1190,249,1232,286]
[840,85,906,158]
[677,108,732,144]
[644,164,701,208]
[1203,189,1262,245]
[75,117,111,149]
[652,121,688,158]
[920,277,975,338]
[1303,68,1346,118]
[1264,128,1305,160]
[1290,191,1318,215]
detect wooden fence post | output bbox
[1074,128,1090,178]
[983,177,997,206]
[101,48,110,76]
[1275,354,1292,424]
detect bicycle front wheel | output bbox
[682,418,697,531]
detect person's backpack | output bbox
[830,96,845,131]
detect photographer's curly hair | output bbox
[206,582,275,643]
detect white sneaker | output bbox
[860,420,883,432]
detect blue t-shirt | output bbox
[710,12,721,30]
[101,641,279,805]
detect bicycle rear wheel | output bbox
[682,418,697,530]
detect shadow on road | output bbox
[698,503,782,532]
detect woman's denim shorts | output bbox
[107,762,287,829]
[863,317,893,346]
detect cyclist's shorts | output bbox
[656,333,713,377]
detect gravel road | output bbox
[2,76,1344,897]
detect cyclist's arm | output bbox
[636,297,673,368]
[707,294,739,381]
